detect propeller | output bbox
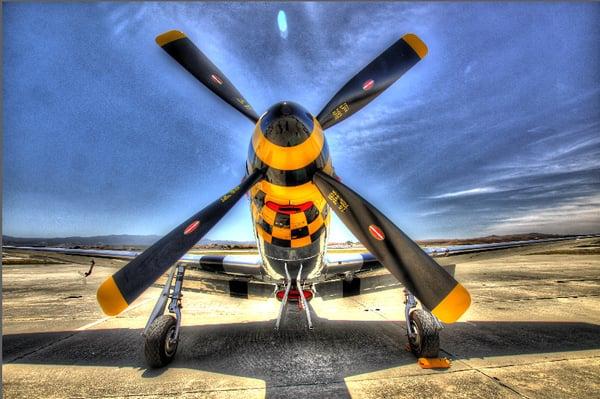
[156,30,259,123]
[313,171,470,323]
[102,29,467,322]
[316,33,427,130]
[96,169,264,316]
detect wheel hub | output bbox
[410,320,421,349]
[164,325,178,355]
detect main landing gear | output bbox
[404,289,442,358]
[143,263,186,368]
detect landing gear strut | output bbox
[404,289,442,358]
[275,263,313,331]
[143,263,186,368]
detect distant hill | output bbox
[1,234,253,248]
[2,232,577,250]
[328,233,574,247]
[417,232,567,246]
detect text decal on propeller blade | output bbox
[368,224,385,241]
[210,74,223,85]
[221,186,241,203]
[236,97,253,111]
[327,190,349,213]
[331,102,350,121]
[362,79,375,91]
[184,220,200,235]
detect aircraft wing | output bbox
[323,252,382,276]
[323,236,578,276]
[3,246,263,278]
[422,236,578,265]
[317,236,582,299]
[319,252,454,299]
[4,245,271,299]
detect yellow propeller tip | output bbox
[155,30,186,47]
[97,276,129,316]
[403,33,428,59]
[431,283,471,323]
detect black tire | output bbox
[407,309,440,358]
[144,314,178,368]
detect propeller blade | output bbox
[316,33,428,130]
[313,171,470,323]
[156,30,259,123]
[97,169,264,316]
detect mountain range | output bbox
[2,232,571,249]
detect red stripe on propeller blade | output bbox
[184,220,200,235]
[368,224,385,241]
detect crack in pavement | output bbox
[442,347,531,398]
[442,353,600,398]
[69,380,347,399]
[476,294,599,303]
[6,331,81,364]
[475,368,531,399]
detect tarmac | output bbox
[3,238,600,398]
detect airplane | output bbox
[98,29,473,368]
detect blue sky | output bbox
[3,2,599,241]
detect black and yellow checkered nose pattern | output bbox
[250,188,330,248]
[247,101,333,249]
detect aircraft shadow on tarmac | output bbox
[4,308,600,398]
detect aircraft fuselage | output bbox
[246,101,334,282]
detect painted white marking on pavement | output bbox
[76,298,151,331]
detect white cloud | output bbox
[429,187,501,199]
[487,195,600,235]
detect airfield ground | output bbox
[3,238,600,398]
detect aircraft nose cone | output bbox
[280,103,293,116]
[260,101,314,147]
